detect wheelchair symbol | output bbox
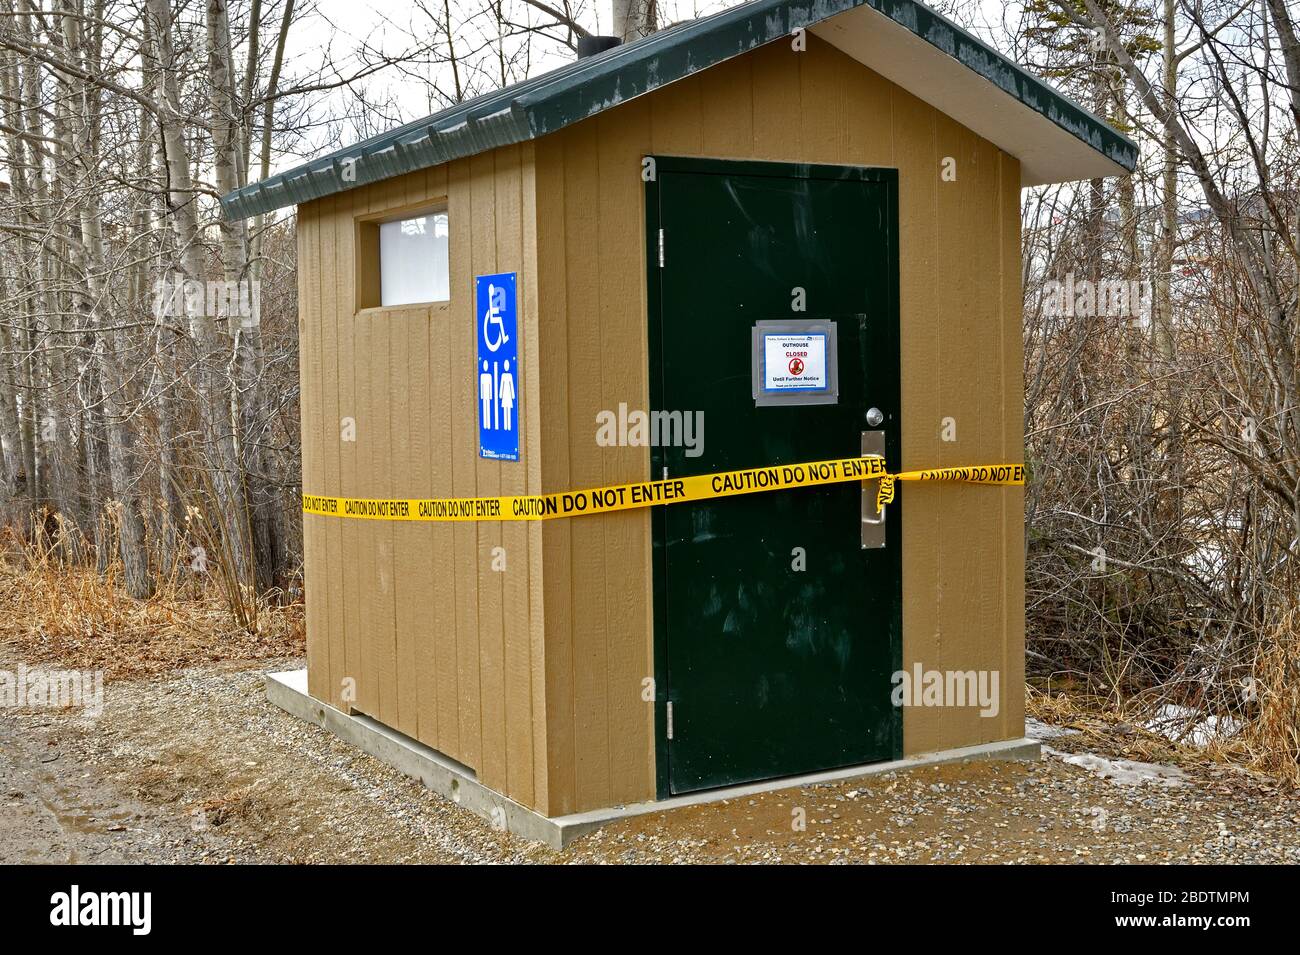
[482,283,509,352]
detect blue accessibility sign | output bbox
[475,272,520,461]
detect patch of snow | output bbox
[1025,718,1081,740]
[1144,704,1241,747]
[1044,746,1188,787]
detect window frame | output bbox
[354,199,450,312]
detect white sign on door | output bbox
[763,333,828,392]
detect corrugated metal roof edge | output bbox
[220,0,1137,221]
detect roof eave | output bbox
[812,3,1135,187]
[220,0,1135,221]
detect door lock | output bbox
[866,407,884,427]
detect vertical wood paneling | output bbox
[536,136,576,815]
[319,195,345,711]
[1000,153,1027,742]
[430,298,459,756]
[399,181,440,748]
[391,174,428,739]
[932,116,1004,748]
[596,100,654,806]
[841,52,894,168]
[373,180,400,732]
[649,73,703,155]
[370,298,399,729]
[298,34,1027,815]
[448,157,482,770]
[800,40,843,164]
[519,144,549,810]
[701,54,753,157]
[532,37,1026,804]
[352,301,377,716]
[750,43,800,158]
[425,166,459,758]
[968,134,1007,745]
[561,118,610,810]
[390,301,419,738]
[335,190,362,714]
[403,297,436,742]
[470,151,507,793]
[892,86,941,756]
[495,145,535,806]
[299,204,328,704]
[933,113,977,750]
[359,180,389,721]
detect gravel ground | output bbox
[1,657,545,863]
[567,759,1300,864]
[3,654,1297,864]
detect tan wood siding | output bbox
[531,36,1026,810]
[335,189,361,714]
[297,34,1026,816]
[1000,152,1028,743]
[298,202,327,705]
[298,151,547,806]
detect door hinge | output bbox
[657,228,665,268]
[666,700,674,740]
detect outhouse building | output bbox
[223,0,1135,823]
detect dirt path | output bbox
[0,656,545,863]
[0,715,210,864]
[2,655,1298,864]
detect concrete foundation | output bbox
[266,668,1041,849]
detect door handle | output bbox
[861,430,886,549]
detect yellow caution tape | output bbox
[875,474,895,514]
[302,457,1023,523]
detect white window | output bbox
[379,211,449,306]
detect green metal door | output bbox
[647,157,902,796]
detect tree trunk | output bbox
[208,0,281,588]
[58,0,154,596]
[145,0,256,590]
[0,271,26,516]
[612,0,657,42]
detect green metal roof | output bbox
[220,0,1137,221]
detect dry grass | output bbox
[0,526,303,680]
[1239,613,1300,786]
[190,782,289,830]
[4,515,1295,789]
[1027,674,1299,789]
[1026,686,1185,760]
[126,744,289,833]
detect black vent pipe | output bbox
[577,35,622,58]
